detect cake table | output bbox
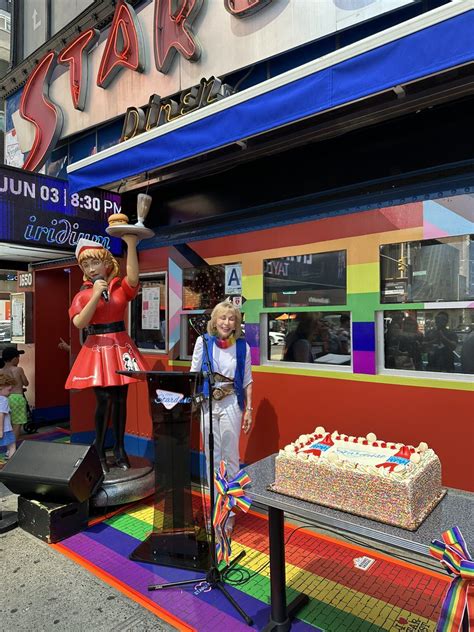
[245,454,474,632]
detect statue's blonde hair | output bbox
[78,247,120,282]
[207,301,243,338]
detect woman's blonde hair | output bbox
[207,300,243,338]
[78,247,120,282]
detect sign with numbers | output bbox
[0,165,122,255]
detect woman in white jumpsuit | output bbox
[191,301,253,532]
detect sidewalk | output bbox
[1,427,445,631]
[1,484,178,632]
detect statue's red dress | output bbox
[65,276,147,390]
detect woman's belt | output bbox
[213,372,233,383]
[212,384,235,401]
[85,321,126,335]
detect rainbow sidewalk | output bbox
[53,500,448,631]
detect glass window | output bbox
[130,274,167,352]
[51,0,94,34]
[180,311,246,360]
[23,0,48,59]
[266,311,351,366]
[97,119,124,153]
[181,315,202,360]
[0,8,11,79]
[380,235,474,303]
[45,143,68,179]
[383,308,474,375]
[182,263,241,310]
[263,251,347,308]
[0,270,17,292]
[69,131,97,164]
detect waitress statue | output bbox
[65,234,147,473]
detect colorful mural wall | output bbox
[72,194,474,491]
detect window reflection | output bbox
[384,309,474,374]
[264,251,346,307]
[381,235,473,303]
[267,312,351,366]
[0,5,12,79]
[182,313,245,360]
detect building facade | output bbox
[1,0,473,490]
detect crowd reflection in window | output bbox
[384,309,473,374]
[267,312,351,365]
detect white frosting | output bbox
[282,428,435,479]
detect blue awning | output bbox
[68,5,474,193]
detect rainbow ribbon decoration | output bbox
[430,526,474,631]
[212,460,252,565]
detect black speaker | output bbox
[0,441,103,503]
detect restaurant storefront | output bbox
[4,0,473,489]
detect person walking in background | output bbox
[0,373,18,460]
[424,311,458,373]
[191,300,253,534]
[65,237,148,474]
[0,348,29,441]
[336,314,351,355]
[460,329,474,374]
[283,313,336,362]
[398,316,424,370]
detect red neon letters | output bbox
[58,28,100,110]
[18,0,272,171]
[97,0,145,88]
[224,0,273,17]
[154,0,203,74]
[19,51,64,172]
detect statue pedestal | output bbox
[91,455,154,507]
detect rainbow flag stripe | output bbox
[53,497,448,631]
[430,526,474,631]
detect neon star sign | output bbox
[20,51,64,172]
[154,0,203,74]
[97,1,146,88]
[224,0,272,17]
[16,0,274,172]
[58,29,100,110]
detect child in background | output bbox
[0,348,29,440]
[0,373,17,459]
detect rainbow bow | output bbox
[430,526,474,631]
[212,460,251,565]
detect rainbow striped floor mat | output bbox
[53,499,448,632]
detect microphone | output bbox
[94,276,109,302]
[190,313,211,335]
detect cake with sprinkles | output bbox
[272,426,445,530]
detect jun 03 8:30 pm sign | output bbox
[0,166,122,255]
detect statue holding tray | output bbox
[65,194,154,474]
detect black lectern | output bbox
[119,371,210,571]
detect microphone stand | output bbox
[148,318,253,627]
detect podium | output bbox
[120,371,210,571]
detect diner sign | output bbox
[8,0,415,172]
[121,77,233,143]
